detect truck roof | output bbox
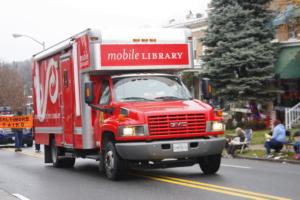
[33,28,193,72]
[33,28,191,58]
[111,73,178,79]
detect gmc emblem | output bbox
[170,122,187,128]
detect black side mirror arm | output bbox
[89,104,114,115]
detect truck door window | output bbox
[99,80,111,105]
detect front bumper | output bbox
[0,133,15,144]
[115,137,226,160]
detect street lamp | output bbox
[12,33,45,50]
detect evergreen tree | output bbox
[202,0,278,104]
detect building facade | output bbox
[270,0,300,109]
[164,11,208,99]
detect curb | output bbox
[0,189,18,200]
[234,155,300,164]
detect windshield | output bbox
[113,76,192,102]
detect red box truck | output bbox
[32,28,225,180]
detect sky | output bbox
[0,0,210,62]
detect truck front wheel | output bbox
[104,142,127,180]
[198,154,221,175]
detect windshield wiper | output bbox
[155,96,188,101]
[121,97,154,102]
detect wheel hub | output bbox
[105,150,114,171]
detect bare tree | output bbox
[0,63,26,112]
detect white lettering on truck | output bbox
[107,49,183,61]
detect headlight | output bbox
[212,122,223,131]
[118,125,148,136]
[123,127,135,136]
[206,121,224,132]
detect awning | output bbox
[275,46,300,79]
[272,5,298,27]
[291,7,300,18]
[273,14,287,26]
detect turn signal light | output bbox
[118,114,126,122]
[216,110,222,117]
[85,88,90,97]
[132,38,157,42]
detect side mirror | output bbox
[84,82,94,104]
[201,78,212,100]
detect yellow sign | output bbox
[0,115,33,128]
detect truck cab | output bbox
[86,73,225,179]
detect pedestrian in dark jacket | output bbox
[293,131,300,160]
[13,111,23,152]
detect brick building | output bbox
[165,2,300,126]
[270,0,300,110]
[164,11,208,99]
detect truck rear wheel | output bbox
[63,158,76,168]
[104,142,127,180]
[51,139,65,168]
[26,141,33,147]
[198,154,221,175]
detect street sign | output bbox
[0,115,33,128]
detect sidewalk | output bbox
[235,144,300,164]
[0,189,18,200]
[248,144,265,150]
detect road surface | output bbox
[0,145,298,200]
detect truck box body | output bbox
[32,28,225,179]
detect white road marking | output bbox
[221,164,251,169]
[12,194,31,200]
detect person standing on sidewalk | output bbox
[293,131,300,160]
[32,127,40,152]
[13,111,24,152]
[264,119,286,158]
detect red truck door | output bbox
[60,56,74,145]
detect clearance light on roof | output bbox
[90,36,98,41]
[132,38,157,42]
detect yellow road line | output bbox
[140,174,267,200]
[152,175,291,200]
[19,151,43,158]
[135,174,291,200]
[1,148,43,158]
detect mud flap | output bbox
[44,144,52,163]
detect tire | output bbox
[104,142,127,180]
[199,154,221,175]
[27,141,33,147]
[63,158,76,168]
[98,152,104,172]
[50,139,65,168]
